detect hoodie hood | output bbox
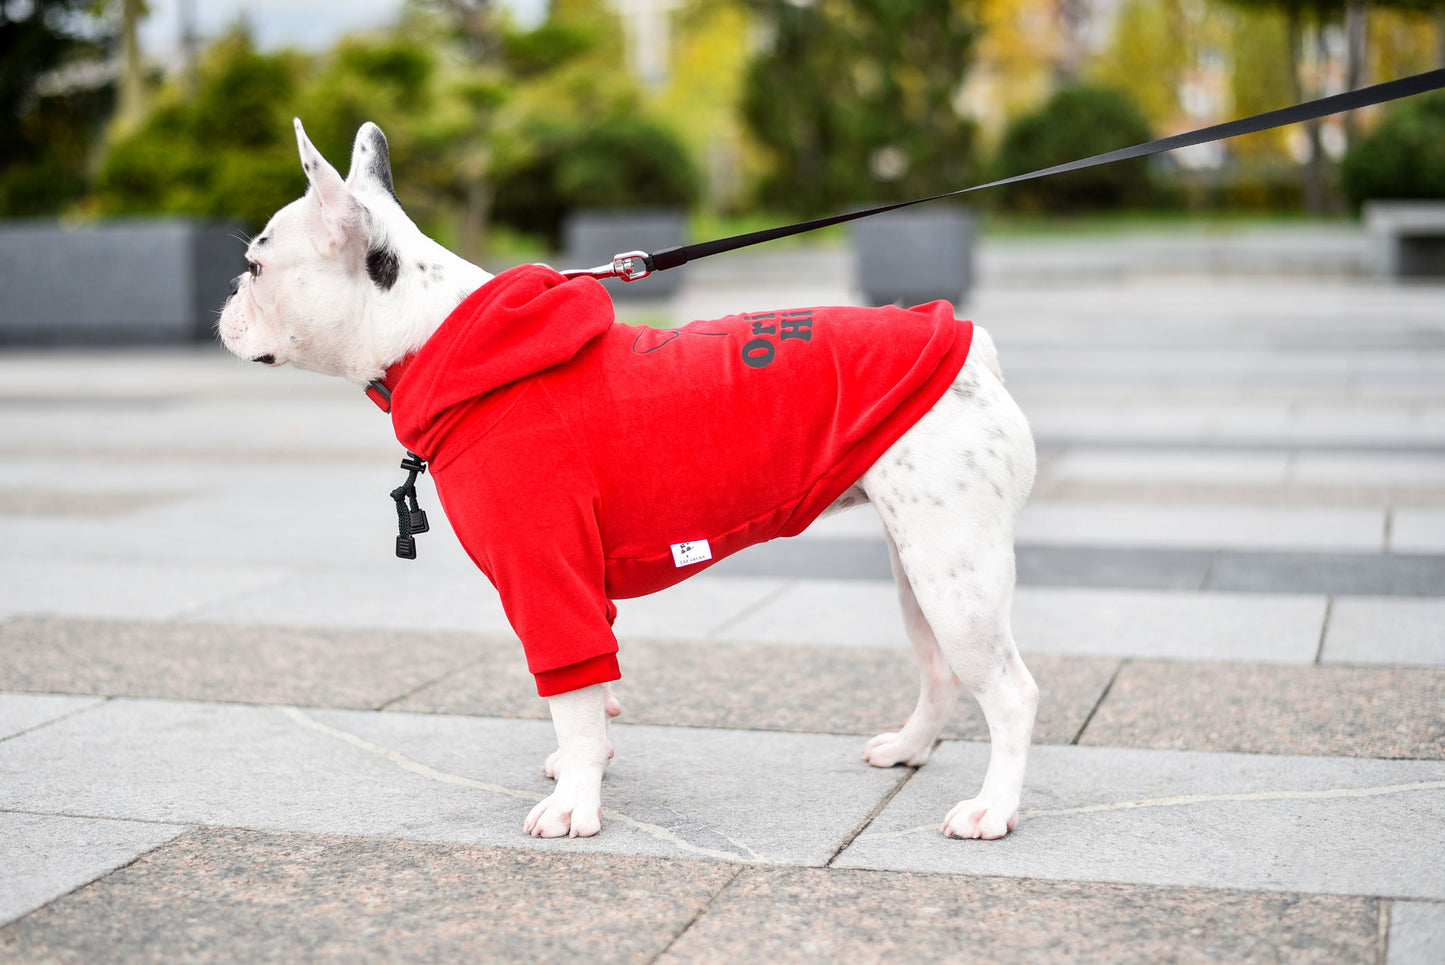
[389,263,615,460]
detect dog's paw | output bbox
[524,789,602,838]
[863,730,933,768]
[941,796,1017,840]
[524,765,604,838]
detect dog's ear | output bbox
[294,117,359,256]
[346,122,399,205]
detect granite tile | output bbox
[714,580,910,648]
[837,742,1445,898]
[661,867,1378,965]
[0,487,193,517]
[1011,587,1326,662]
[611,576,792,640]
[0,828,736,963]
[0,559,288,621]
[1390,901,1445,965]
[0,618,498,710]
[1393,510,1445,554]
[187,563,516,634]
[1325,597,1445,666]
[0,698,904,866]
[1078,661,1445,759]
[0,812,186,927]
[398,636,1119,745]
[0,693,105,741]
[1208,550,1445,597]
[1016,545,1214,591]
[1015,501,1385,553]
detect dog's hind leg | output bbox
[862,534,962,767]
[860,351,1038,839]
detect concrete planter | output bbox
[563,208,688,299]
[1364,202,1445,278]
[851,206,975,308]
[0,218,245,345]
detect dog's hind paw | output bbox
[863,730,934,768]
[941,796,1017,840]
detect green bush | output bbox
[1341,90,1445,209]
[491,115,700,247]
[991,85,1154,214]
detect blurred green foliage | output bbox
[491,115,699,247]
[0,0,115,215]
[741,0,981,216]
[1341,89,1445,207]
[991,85,1155,213]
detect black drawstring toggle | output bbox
[390,450,428,560]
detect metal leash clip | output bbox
[559,250,653,283]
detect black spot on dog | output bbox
[367,245,401,291]
[252,354,276,365]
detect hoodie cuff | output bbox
[533,652,621,698]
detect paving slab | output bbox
[0,693,105,741]
[1015,501,1386,552]
[719,582,1326,661]
[0,828,737,963]
[0,812,186,927]
[0,558,289,621]
[398,637,1117,745]
[1390,901,1445,965]
[659,866,1378,965]
[1043,448,1292,486]
[0,618,492,710]
[1010,586,1326,662]
[188,563,514,633]
[1016,545,1214,591]
[713,579,911,648]
[1291,452,1445,486]
[1324,597,1445,666]
[611,576,791,640]
[1393,510,1445,554]
[0,697,903,866]
[836,742,1445,898]
[1078,661,1445,758]
[1208,549,1445,596]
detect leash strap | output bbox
[563,67,1445,282]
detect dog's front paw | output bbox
[525,753,606,838]
[941,796,1017,840]
[863,730,934,767]
[525,786,602,838]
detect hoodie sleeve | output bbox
[429,385,621,697]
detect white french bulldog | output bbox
[220,120,1039,841]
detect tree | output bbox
[740,0,982,215]
[0,0,116,214]
[1223,0,1350,213]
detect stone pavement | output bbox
[2,223,1444,962]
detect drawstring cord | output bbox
[390,451,429,559]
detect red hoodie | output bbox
[385,264,972,696]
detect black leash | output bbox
[562,67,1445,284]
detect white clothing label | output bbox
[670,540,712,567]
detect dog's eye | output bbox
[247,260,262,279]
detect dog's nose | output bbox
[229,274,243,297]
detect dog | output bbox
[219,119,1038,841]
